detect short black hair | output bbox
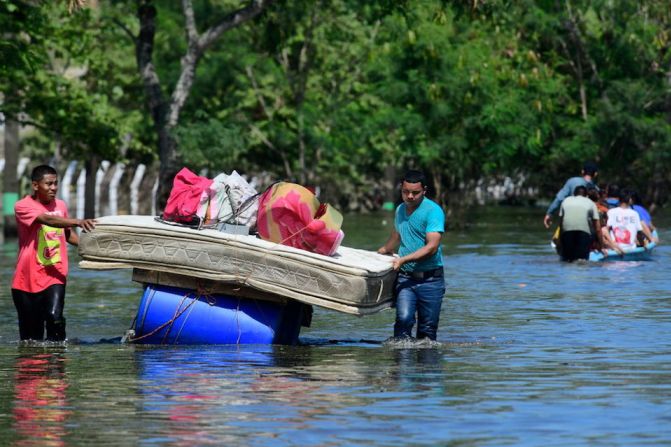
[401,170,427,187]
[582,161,598,176]
[573,185,587,196]
[31,165,58,182]
[587,186,599,202]
[619,189,632,205]
[630,190,644,206]
[607,184,620,199]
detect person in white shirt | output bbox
[606,190,657,251]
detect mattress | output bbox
[78,215,397,315]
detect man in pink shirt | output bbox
[11,165,96,342]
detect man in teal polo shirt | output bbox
[378,170,446,340]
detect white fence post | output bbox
[108,163,125,216]
[76,168,86,220]
[130,164,146,215]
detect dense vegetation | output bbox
[2,0,671,211]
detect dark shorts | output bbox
[559,230,593,262]
[11,284,67,341]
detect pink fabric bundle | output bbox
[162,168,213,224]
[257,182,344,256]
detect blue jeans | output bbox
[394,274,445,340]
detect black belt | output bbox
[399,267,444,280]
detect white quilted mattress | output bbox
[78,215,396,315]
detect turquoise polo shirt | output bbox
[395,197,445,273]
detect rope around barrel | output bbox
[127,223,318,344]
[127,284,215,343]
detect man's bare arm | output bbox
[378,229,401,256]
[391,232,442,271]
[36,214,96,232]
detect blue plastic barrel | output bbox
[131,284,306,345]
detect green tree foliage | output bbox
[507,0,671,199]
[362,2,567,202]
[1,1,146,163]
[4,0,671,210]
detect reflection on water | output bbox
[12,350,70,447]
[0,206,671,445]
[130,344,457,446]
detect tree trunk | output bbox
[293,7,316,185]
[431,169,444,208]
[137,1,172,210]
[135,0,274,211]
[157,127,179,209]
[297,112,306,184]
[383,165,397,208]
[3,117,20,238]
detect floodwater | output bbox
[1,206,670,446]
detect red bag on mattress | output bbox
[162,167,213,225]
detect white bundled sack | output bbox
[208,171,259,228]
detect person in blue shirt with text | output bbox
[378,170,446,341]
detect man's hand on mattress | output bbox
[78,218,97,232]
[391,256,404,271]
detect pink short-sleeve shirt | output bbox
[12,196,70,293]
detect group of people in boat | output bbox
[543,161,658,262]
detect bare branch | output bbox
[198,0,274,52]
[250,124,293,178]
[245,65,273,120]
[111,17,137,44]
[564,1,602,85]
[136,2,166,127]
[168,50,198,127]
[557,36,579,76]
[167,0,274,127]
[182,0,199,46]
[68,0,87,14]
[278,47,291,81]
